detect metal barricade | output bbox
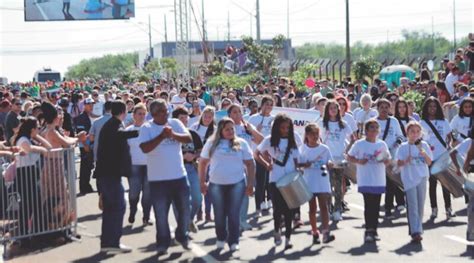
[0,148,78,257]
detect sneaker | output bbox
[216,240,226,249]
[323,232,335,244]
[101,244,132,254]
[446,208,456,218]
[267,201,273,209]
[189,222,198,233]
[285,238,293,249]
[385,210,395,219]
[374,232,381,241]
[230,243,240,252]
[128,214,135,224]
[312,234,321,244]
[332,211,342,222]
[240,221,253,231]
[364,233,375,243]
[274,232,282,246]
[260,202,268,211]
[397,205,406,212]
[342,201,350,212]
[430,208,438,219]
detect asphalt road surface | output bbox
[3,161,474,262]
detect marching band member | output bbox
[298,123,335,244]
[255,113,302,249]
[420,97,456,219]
[347,119,390,243]
[375,98,405,218]
[396,121,433,243]
[318,100,354,222]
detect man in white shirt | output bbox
[139,99,192,256]
[91,90,104,118]
[170,87,189,107]
[445,66,460,97]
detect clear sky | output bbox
[1,0,472,82]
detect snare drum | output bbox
[276,171,313,209]
[333,156,357,184]
[386,161,404,191]
[430,150,466,198]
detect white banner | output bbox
[271,107,320,136]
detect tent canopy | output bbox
[379,65,416,89]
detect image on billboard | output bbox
[24,0,135,21]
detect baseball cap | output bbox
[58,98,69,107]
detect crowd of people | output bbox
[1,42,474,256]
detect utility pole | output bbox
[148,14,154,58]
[256,0,261,42]
[345,0,350,78]
[202,0,209,63]
[227,11,231,42]
[286,0,289,39]
[453,0,456,51]
[164,14,168,43]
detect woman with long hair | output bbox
[248,96,275,215]
[394,99,413,138]
[227,104,263,231]
[420,97,455,219]
[255,113,302,249]
[190,106,216,221]
[318,100,354,222]
[13,117,51,242]
[199,118,255,252]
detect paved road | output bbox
[25,0,134,21]
[5,162,474,262]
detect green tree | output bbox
[66,53,138,80]
[353,56,381,82]
[241,34,286,77]
[144,59,160,74]
[160,57,178,76]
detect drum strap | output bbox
[460,117,473,139]
[273,145,292,167]
[382,118,391,141]
[425,119,447,149]
[398,118,407,138]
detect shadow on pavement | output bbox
[423,218,465,230]
[459,245,474,259]
[342,242,379,256]
[392,241,423,255]
[71,251,114,263]
[77,213,101,223]
[251,244,325,261]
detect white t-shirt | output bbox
[348,139,390,194]
[126,124,147,166]
[318,120,353,159]
[138,119,189,181]
[257,134,302,183]
[235,123,256,150]
[377,117,404,151]
[201,138,254,185]
[170,94,186,106]
[355,108,378,125]
[450,115,472,140]
[343,113,357,134]
[396,141,433,191]
[248,114,274,137]
[190,123,212,143]
[421,119,452,160]
[299,144,332,194]
[92,101,104,117]
[15,137,41,168]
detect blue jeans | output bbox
[127,165,151,221]
[185,163,202,220]
[149,177,190,250]
[405,177,427,236]
[98,177,125,248]
[210,179,245,245]
[240,195,249,225]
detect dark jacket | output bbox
[73,111,91,135]
[95,117,138,180]
[63,111,75,137]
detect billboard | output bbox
[25,0,135,21]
